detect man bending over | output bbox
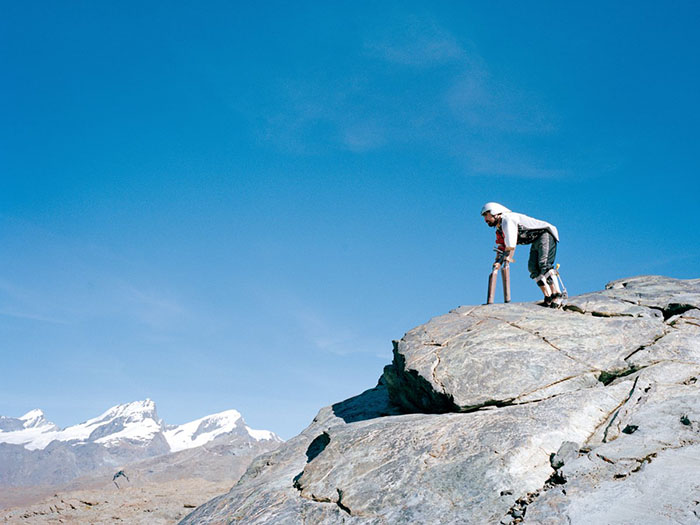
[481,202,564,307]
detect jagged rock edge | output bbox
[382,342,459,414]
[503,463,567,523]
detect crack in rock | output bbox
[336,488,352,515]
[662,304,697,320]
[479,314,593,368]
[514,374,597,400]
[430,347,447,394]
[597,366,644,386]
[562,304,585,314]
[586,390,634,446]
[624,330,670,361]
[596,453,616,464]
[562,304,636,318]
[506,321,596,369]
[459,398,516,413]
[591,311,634,318]
[602,377,640,443]
[674,320,700,329]
[459,379,601,414]
[630,452,657,473]
[454,306,479,317]
[503,467,567,523]
[620,302,698,321]
[293,479,355,517]
[613,450,673,480]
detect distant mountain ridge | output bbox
[0,409,58,433]
[0,399,281,488]
[0,399,277,452]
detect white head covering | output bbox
[480,202,511,216]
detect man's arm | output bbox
[493,246,515,269]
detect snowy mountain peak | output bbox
[245,426,280,442]
[19,409,57,430]
[0,400,163,450]
[81,399,163,447]
[0,401,281,453]
[92,399,159,423]
[164,409,243,452]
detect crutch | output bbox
[487,250,511,304]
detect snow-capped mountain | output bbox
[0,399,280,452]
[163,409,277,452]
[0,400,282,488]
[0,409,58,433]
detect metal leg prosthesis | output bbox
[535,266,567,308]
[536,274,553,297]
[553,264,568,299]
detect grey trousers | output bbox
[528,232,557,279]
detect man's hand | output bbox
[492,261,502,270]
[503,247,516,263]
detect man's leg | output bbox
[529,235,552,301]
[538,233,562,307]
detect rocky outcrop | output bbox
[183,276,700,524]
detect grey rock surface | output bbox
[0,478,234,524]
[183,275,700,525]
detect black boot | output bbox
[549,292,563,308]
[539,295,553,307]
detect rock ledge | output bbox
[183,275,700,525]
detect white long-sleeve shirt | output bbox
[500,212,559,248]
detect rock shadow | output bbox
[330,381,404,425]
[305,432,330,462]
[381,341,460,414]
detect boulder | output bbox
[182,275,700,524]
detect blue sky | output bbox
[2,1,699,439]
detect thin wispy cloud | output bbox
[340,118,387,153]
[247,14,569,179]
[293,309,360,356]
[446,72,557,135]
[117,283,187,330]
[295,310,387,357]
[0,279,68,324]
[364,16,465,67]
[0,220,192,332]
[0,308,67,325]
[365,17,565,178]
[467,153,569,179]
[253,287,387,357]
[258,76,389,154]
